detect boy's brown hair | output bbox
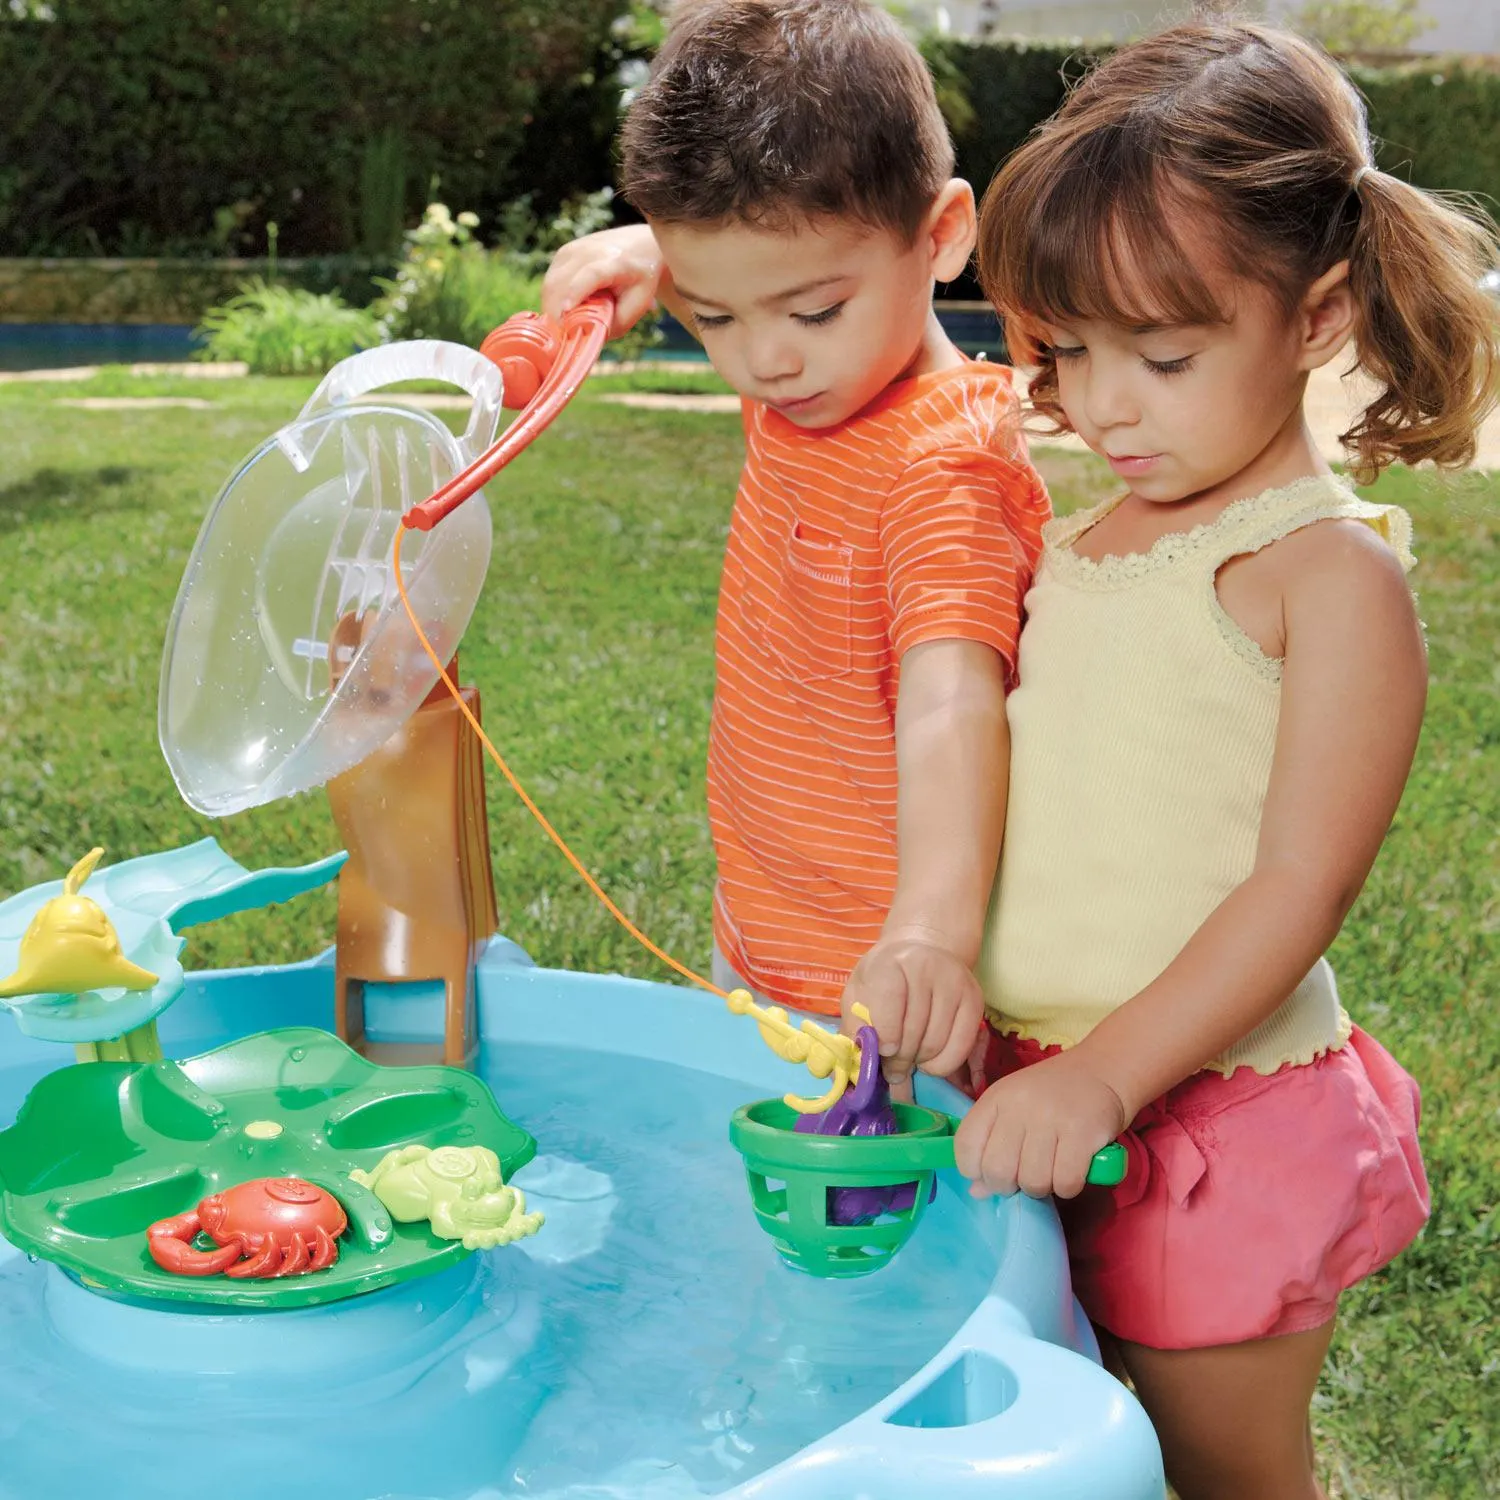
[621,0,954,241]
[978,23,1499,478]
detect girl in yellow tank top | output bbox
[843,22,1499,1500]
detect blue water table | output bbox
[0,305,1165,1499]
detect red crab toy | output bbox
[147,1177,348,1279]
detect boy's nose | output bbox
[745,331,802,384]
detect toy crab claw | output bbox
[726,990,870,1115]
[0,848,158,1000]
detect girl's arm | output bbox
[841,637,1008,1092]
[956,520,1426,1198]
[1088,520,1426,1111]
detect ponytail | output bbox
[1345,170,1499,479]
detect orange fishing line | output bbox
[392,523,729,1000]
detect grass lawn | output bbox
[0,369,1494,1498]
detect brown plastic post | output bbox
[326,631,498,1068]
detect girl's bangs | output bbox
[1002,152,1231,334]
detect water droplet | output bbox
[289,1047,307,1063]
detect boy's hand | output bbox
[954,1050,1127,1201]
[841,932,986,1101]
[542,224,665,339]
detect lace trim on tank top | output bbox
[1041,474,1416,590]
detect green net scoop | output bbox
[729,1099,955,1279]
[728,1098,1127,1279]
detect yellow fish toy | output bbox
[0,848,159,999]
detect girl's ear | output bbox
[1298,259,1357,371]
[927,179,977,284]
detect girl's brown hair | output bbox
[977,24,1499,478]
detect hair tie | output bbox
[1351,163,1374,193]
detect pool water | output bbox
[0,306,1002,374]
[0,322,202,371]
[0,1042,995,1500]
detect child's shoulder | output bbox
[744,362,1033,485]
[904,358,1020,425]
[885,361,1027,468]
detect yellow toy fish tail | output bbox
[63,848,106,897]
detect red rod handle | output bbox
[402,295,613,532]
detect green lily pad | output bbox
[0,1027,536,1309]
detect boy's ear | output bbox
[926,179,977,284]
[1298,259,1356,370]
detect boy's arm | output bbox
[842,638,1008,1090]
[843,434,1042,1090]
[542,223,696,339]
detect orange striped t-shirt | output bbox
[709,361,1050,1015]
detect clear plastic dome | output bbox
[159,341,503,816]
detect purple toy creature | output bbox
[795,1023,934,1226]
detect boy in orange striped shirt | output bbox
[544,0,1049,1091]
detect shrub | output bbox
[494,186,619,275]
[488,185,666,359]
[371,194,664,359]
[370,205,542,346]
[1291,1,1434,52]
[194,281,381,376]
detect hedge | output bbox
[4,13,1497,262]
[925,40,1094,200]
[933,39,1500,212]
[0,0,631,258]
[1354,62,1500,208]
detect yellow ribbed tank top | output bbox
[978,475,1415,1076]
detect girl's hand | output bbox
[840,934,986,1101]
[955,1050,1127,1200]
[541,224,665,339]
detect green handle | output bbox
[902,1120,1129,1188]
[1086,1140,1129,1187]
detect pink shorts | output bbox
[967,1026,1430,1350]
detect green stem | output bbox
[73,1021,163,1066]
[124,1020,163,1063]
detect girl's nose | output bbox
[1081,362,1139,430]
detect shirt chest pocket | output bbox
[761,522,855,681]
